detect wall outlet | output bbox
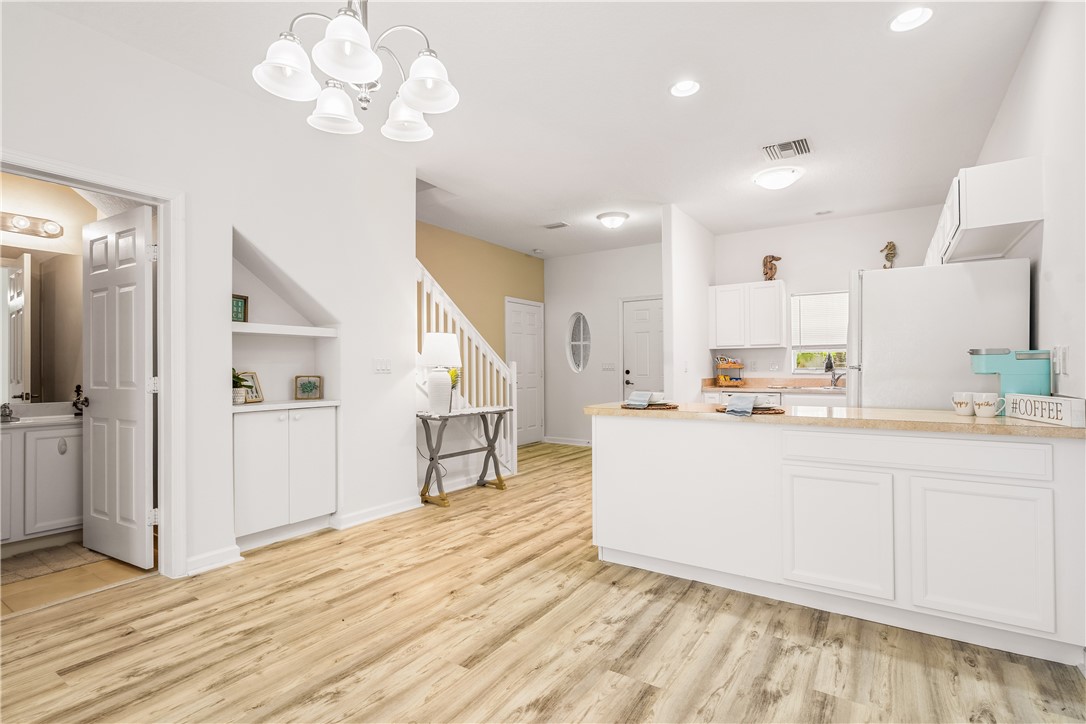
[1052,345,1068,375]
[769,362,780,372]
[373,358,392,374]
[750,360,759,372]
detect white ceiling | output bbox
[42,1,1041,258]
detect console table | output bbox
[416,406,513,507]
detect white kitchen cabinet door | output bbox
[710,285,747,347]
[234,411,290,537]
[782,465,895,600]
[910,476,1055,632]
[748,281,785,346]
[24,428,83,535]
[1,432,11,540]
[287,407,336,524]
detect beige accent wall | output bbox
[1,172,96,256]
[416,222,543,360]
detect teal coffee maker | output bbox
[968,349,1052,397]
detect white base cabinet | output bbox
[234,406,336,538]
[1,422,84,544]
[708,280,786,348]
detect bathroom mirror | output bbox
[1,244,83,403]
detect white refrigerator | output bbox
[845,258,1030,410]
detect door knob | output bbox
[624,380,634,386]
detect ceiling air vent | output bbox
[762,138,811,161]
[543,221,569,230]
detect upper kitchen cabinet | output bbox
[931,157,1043,264]
[709,280,787,348]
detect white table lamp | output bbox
[421,332,462,414]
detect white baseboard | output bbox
[600,547,1085,668]
[542,436,592,446]
[330,497,422,530]
[236,516,332,552]
[186,544,243,576]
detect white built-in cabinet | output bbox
[1,422,83,543]
[708,280,786,348]
[233,405,336,537]
[928,157,1043,264]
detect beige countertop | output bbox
[702,386,846,395]
[585,402,1085,439]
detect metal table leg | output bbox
[419,417,451,506]
[476,411,507,490]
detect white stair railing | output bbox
[417,261,518,475]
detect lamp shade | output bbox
[312,13,383,84]
[381,96,434,142]
[253,36,320,101]
[307,81,363,134]
[399,53,459,114]
[420,332,462,368]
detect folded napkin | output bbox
[724,394,756,416]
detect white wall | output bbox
[544,244,663,444]
[663,205,716,402]
[973,2,1085,398]
[2,4,420,572]
[713,205,940,376]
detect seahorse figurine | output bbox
[762,255,781,281]
[880,241,897,269]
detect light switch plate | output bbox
[373,358,392,374]
[602,362,616,372]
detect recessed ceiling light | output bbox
[815,210,833,216]
[890,7,933,32]
[596,212,629,229]
[532,248,544,255]
[753,167,805,190]
[669,80,700,98]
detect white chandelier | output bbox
[252,0,459,142]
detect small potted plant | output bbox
[232,368,252,405]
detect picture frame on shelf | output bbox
[295,375,323,400]
[232,294,249,322]
[238,371,263,403]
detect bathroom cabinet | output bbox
[1,420,83,544]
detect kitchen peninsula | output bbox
[585,402,1085,667]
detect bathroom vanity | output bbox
[1,415,83,544]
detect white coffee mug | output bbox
[974,392,1006,418]
[951,392,974,416]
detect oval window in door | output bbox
[567,312,591,373]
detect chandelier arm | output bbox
[372,24,432,52]
[287,12,333,34]
[374,46,407,84]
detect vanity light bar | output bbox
[1,212,64,239]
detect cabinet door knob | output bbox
[278,414,287,421]
[292,414,301,421]
[58,438,68,455]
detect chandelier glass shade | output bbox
[253,1,458,142]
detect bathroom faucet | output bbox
[825,354,845,387]
[0,403,14,422]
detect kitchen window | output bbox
[567,312,591,373]
[790,291,848,373]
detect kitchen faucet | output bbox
[825,354,845,387]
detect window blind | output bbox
[791,292,849,348]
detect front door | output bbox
[82,206,155,569]
[505,298,544,445]
[622,298,664,400]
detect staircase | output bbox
[417,261,518,475]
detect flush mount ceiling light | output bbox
[890,7,933,32]
[669,80,700,97]
[596,212,630,229]
[1,212,64,238]
[753,166,805,190]
[254,0,458,142]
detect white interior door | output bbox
[622,298,664,399]
[82,206,155,569]
[4,254,32,402]
[505,298,544,445]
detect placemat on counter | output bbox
[715,406,786,415]
[621,403,680,410]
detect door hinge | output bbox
[148,244,159,263]
[147,377,161,394]
[148,508,161,526]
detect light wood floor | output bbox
[2,444,1082,723]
